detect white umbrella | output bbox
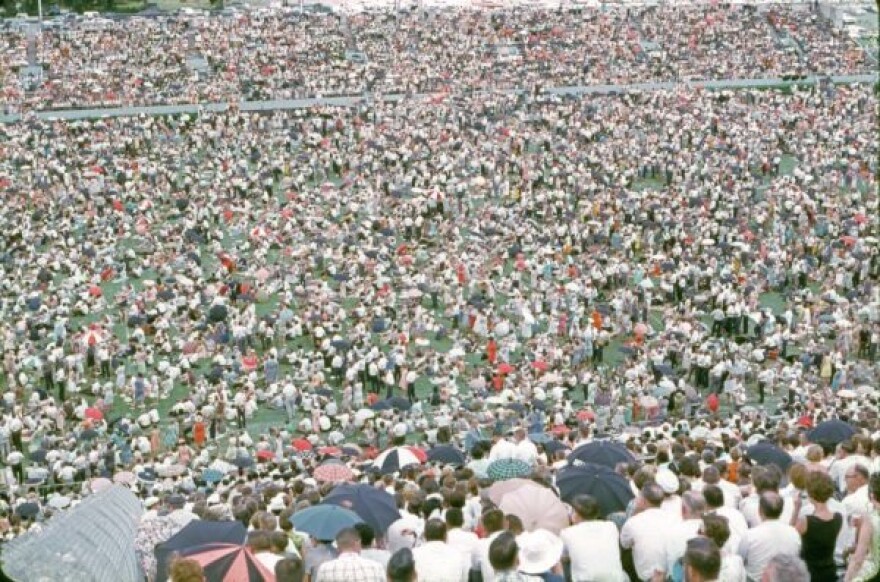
[639,279,655,289]
[355,408,375,423]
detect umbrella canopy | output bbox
[426,445,466,466]
[291,505,363,541]
[371,396,412,411]
[556,464,634,517]
[407,446,428,463]
[487,458,533,481]
[497,363,515,375]
[232,456,255,469]
[91,477,113,493]
[746,441,793,471]
[292,438,313,452]
[322,483,401,535]
[809,419,857,446]
[487,479,536,505]
[182,543,274,582]
[155,521,247,582]
[568,441,636,469]
[497,482,569,534]
[314,463,354,483]
[372,446,422,474]
[84,407,104,421]
[113,471,136,486]
[202,468,225,484]
[15,502,40,519]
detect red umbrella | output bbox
[551,425,570,436]
[183,543,274,582]
[84,407,103,421]
[318,446,342,457]
[841,235,857,247]
[407,446,428,463]
[314,463,354,483]
[497,363,514,375]
[532,360,548,372]
[255,450,275,462]
[854,213,867,225]
[576,409,595,422]
[292,438,313,452]
[88,285,103,298]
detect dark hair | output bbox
[269,531,288,553]
[275,557,304,582]
[505,514,524,536]
[702,485,724,509]
[387,548,417,582]
[701,514,731,548]
[482,508,505,534]
[752,465,781,493]
[870,473,880,502]
[446,507,464,528]
[702,465,720,485]
[424,518,447,542]
[684,537,721,580]
[354,522,376,547]
[759,491,784,520]
[247,530,271,552]
[570,494,602,521]
[335,527,361,550]
[488,531,519,571]
[641,482,665,507]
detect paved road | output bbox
[1,73,876,124]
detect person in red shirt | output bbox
[707,392,720,415]
[486,337,498,365]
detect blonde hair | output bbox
[170,557,205,582]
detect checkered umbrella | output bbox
[314,463,354,483]
[487,458,532,481]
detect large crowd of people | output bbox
[0,2,877,581]
[0,2,875,112]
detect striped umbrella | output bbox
[372,446,422,474]
[182,543,274,582]
[487,458,533,481]
[314,463,354,483]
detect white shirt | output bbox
[412,540,469,582]
[738,520,801,581]
[478,531,503,582]
[719,552,747,582]
[514,439,538,465]
[560,521,627,582]
[447,528,481,570]
[712,506,750,555]
[665,519,703,573]
[739,494,794,528]
[621,507,671,581]
[489,439,517,461]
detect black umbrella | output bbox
[426,445,466,466]
[80,429,99,441]
[232,456,255,469]
[556,464,634,517]
[371,397,411,411]
[208,304,228,323]
[15,502,40,519]
[322,483,401,534]
[746,441,793,471]
[155,521,247,582]
[568,441,636,469]
[29,449,48,464]
[542,439,569,456]
[809,419,856,446]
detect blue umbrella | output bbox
[528,433,553,444]
[556,463,634,517]
[542,439,569,456]
[202,468,225,484]
[809,419,856,446]
[747,441,793,471]
[322,483,401,535]
[371,397,411,412]
[155,521,247,582]
[292,505,363,542]
[568,441,636,470]
[426,445,466,466]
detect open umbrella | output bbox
[318,446,343,457]
[497,363,515,375]
[314,463,354,483]
[487,458,533,481]
[15,502,39,519]
[292,505,363,541]
[202,468,225,484]
[809,419,856,446]
[497,482,569,534]
[157,464,186,478]
[372,446,422,474]
[371,396,412,411]
[746,441,793,471]
[292,438,313,452]
[322,483,401,535]
[155,521,247,582]
[542,440,569,456]
[568,441,636,469]
[255,450,275,462]
[84,407,104,421]
[181,543,274,582]
[232,456,255,469]
[426,445,466,466]
[556,463,634,517]
[407,446,428,463]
